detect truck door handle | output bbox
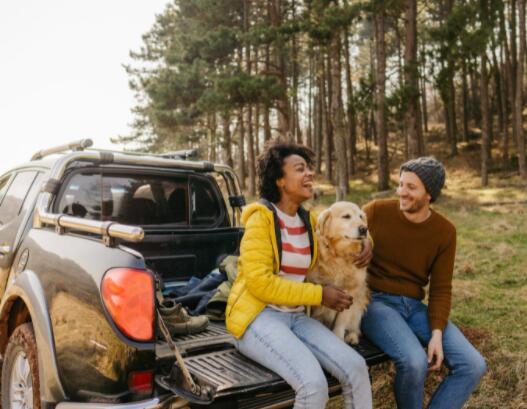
[0,245,11,256]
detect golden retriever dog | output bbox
[307,201,370,344]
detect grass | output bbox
[319,158,527,408]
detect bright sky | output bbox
[0,0,168,174]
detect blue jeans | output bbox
[361,292,487,409]
[236,308,372,409]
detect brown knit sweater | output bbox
[363,199,456,331]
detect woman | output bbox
[226,142,372,409]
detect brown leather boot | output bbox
[158,299,209,335]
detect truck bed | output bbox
[155,322,388,406]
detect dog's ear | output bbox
[317,208,332,237]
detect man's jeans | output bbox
[236,308,372,409]
[361,292,487,409]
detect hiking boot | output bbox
[159,299,209,335]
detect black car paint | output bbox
[0,162,241,404]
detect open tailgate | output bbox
[155,322,388,405]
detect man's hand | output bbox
[427,329,444,371]
[322,285,353,312]
[354,238,373,268]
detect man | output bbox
[358,157,486,409]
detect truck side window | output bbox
[103,175,189,225]
[57,173,102,221]
[57,171,225,227]
[0,171,38,224]
[190,177,222,226]
[0,174,13,207]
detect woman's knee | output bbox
[296,369,329,407]
[344,353,369,379]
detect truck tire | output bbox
[1,323,41,409]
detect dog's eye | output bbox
[342,214,351,219]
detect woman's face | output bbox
[276,154,315,203]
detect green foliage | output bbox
[428,0,500,96]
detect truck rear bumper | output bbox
[55,395,187,409]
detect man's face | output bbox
[396,171,431,213]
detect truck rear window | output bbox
[56,171,226,227]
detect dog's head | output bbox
[317,201,368,257]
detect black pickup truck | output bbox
[0,139,387,409]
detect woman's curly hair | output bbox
[258,141,315,203]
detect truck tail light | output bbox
[128,370,153,394]
[102,268,154,341]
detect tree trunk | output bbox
[447,75,458,155]
[237,45,246,189]
[247,104,256,195]
[500,1,516,154]
[255,45,260,157]
[315,51,323,175]
[264,44,272,142]
[238,107,246,190]
[462,59,470,142]
[343,29,357,175]
[500,59,510,164]
[268,0,291,139]
[420,41,429,134]
[330,29,349,200]
[491,45,505,162]
[222,113,233,169]
[364,111,371,162]
[515,0,527,177]
[511,0,518,93]
[245,0,256,195]
[374,9,390,191]
[396,20,408,160]
[404,0,424,158]
[323,52,333,182]
[307,51,314,149]
[208,113,217,162]
[481,53,491,186]
[469,60,481,128]
[291,0,301,144]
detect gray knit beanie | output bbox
[400,157,445,203]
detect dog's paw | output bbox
[345,332,360,345]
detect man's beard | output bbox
[400,196,428,213]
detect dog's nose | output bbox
[358,226,368,237]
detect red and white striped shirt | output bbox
[269,204,312,312]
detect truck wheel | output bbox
[1,323,41,409]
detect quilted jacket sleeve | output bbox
[240,211,323,306]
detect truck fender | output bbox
[0,269,66,403]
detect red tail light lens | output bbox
[102,268,154,341]
[128,370,153,394]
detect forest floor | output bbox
[311,131,527,408]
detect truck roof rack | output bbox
[31,139,199,162]
[31,139,93,161]
[159,149,198,160]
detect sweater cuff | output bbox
[429,315,447,332]
[314,284,323,305]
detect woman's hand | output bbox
[354,238,373,268]
[322,285,353,312]
[427,329,444,371]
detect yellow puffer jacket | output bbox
[226,202,322,338]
